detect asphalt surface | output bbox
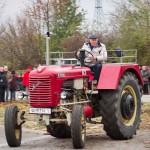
[0,125,52,150]
[0,94,149,149]
[0,125,149,150]
[141,94,150,102]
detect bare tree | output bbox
[107,0,150,64]
[0,1,6,65]
[0,0,85,68]
[0,16,45,68]
[0,0,5,31]
[0,0,54,68]
[24,0,55,63]
[0,0,5,17]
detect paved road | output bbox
[141,95,150,102]
[0,125,149,150]
[0,94,149,149]
[0,125,52,150]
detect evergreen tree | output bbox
[50,0,85,52]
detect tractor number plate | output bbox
[29,108,51,114]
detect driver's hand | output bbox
[76,50,80,57]
[92,56,97,61]
[76,50,81,60]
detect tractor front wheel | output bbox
[5,105,22,147]
[101,72,141,140]
[71,105,86,149]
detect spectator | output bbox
[22,66,32,102]
[4,66,12,102]
[141,66,149,94]
[148,66,150,94]
[9,69,18,101]
[0,67,7,103]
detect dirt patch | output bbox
[0,100,46,131]
[140,103,150,130]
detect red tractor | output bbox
[4,50,143,149]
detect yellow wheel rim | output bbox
[121,85,137,126]
[15,128,20,139]
[81,113,85,141]
[14,112,20,140]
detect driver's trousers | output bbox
[89,63,102,82]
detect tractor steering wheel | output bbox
[76,50,94,64]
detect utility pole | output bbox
[46,0,50,66]
[46,32,50,66]
[92,0,104,33]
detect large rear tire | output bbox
[71,105,86,149]
[5,105,22,147]
[101,72,141,140]
[47,124,71,138]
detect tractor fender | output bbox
[97,64,143,90]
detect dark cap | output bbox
[89,35,97,39]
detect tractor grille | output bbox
[29,77,52,105]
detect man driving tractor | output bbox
[77,35,107,84]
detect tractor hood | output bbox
[29,65,92,108]
[30,65,92,79]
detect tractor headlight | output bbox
[60,91,73,100]
[17,92,25,99]
[61,91,67,99]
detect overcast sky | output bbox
[3,0,116,22]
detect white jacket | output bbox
[81,42,107,66]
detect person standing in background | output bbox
[141,66,149,94]
[148,66,150,94]
[4,66,12,102]
[0,66,7,103]
[22,66,32,103]
[9,69,18,101]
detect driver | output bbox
[78,35,107,84]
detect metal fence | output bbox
[107,49,137,63]
[49,51,77,65]
[47,49,137,65]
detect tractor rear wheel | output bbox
[47,124,71,138]
[5,105,22,147]
[71,105,86,149]
[101,72,141,140]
